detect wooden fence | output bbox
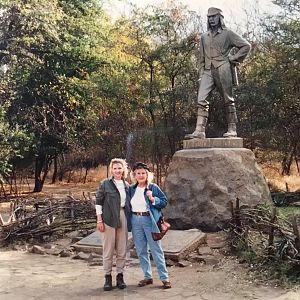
[230,198,300,261]
[0,194,96,246]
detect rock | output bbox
[45,248,62,256]
[187,253,205,263]
[42,235,52,243]
[43,244,53,249]
[78,230,89,236]
[165,259,177,267]
[72,252,91,261]
[176,260,192,267]
[164,148,271,231]
[200,255,220,266]
[30,245,46,255]
[59,249,73,257]
[89,252,101,259]
[66,231,81,239]
[198,246,213,255]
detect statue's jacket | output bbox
[199,27,251,75]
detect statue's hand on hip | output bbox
[228,55,239,65]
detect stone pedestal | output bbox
[164,139,271,232]
[183,137,243,149]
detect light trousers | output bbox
[101,209,128,275]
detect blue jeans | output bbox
[131,214,169,281]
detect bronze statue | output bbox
[185,7,251,139]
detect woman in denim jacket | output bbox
[126,162,171,289]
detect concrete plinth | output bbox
[183,137,243,149]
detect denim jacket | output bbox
[126,183,168,233]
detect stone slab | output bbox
[72,231,133,254]
[72,229,206,261]
[75,230,102,247]
[161,229,206,261]
[183,137,243,149]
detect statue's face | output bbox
[208,14,220,27]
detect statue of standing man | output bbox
[185,7,251,139]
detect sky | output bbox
[105,0,282,31]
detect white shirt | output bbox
[95,179,126,215]
[131,186,148,212]
[114,179,126,207]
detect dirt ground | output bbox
[0,246,300,300]
[1,175,300,300]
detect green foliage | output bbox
[0,0,299,190]
[233,238,257,263]
[238,0,299,173]
[118,3,201,171]
[277,206,300,219]
[0,0,116,190]
[0,106,30,183]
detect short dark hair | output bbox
[132,162,150,172]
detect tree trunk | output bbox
[83,168,88,184]
[33,153,51,192]
[58,154,65,181]
[51,156,58,184]
[282,141,298,175]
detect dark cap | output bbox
[132,162,150,172]
[207,7,223,17]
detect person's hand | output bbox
[146,190,155,203]
[97,222,105,232]
[228,55,239,66]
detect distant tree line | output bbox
[0,0,298,192]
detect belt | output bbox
[132,211,150,216]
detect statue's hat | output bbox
[207,7,223,17]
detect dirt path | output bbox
[1,181,300,299]
[0,249,299,300]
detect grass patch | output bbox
[277,206,300,220]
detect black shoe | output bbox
[104,274,112,291]
[116,273,127,289]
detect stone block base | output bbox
[183,137,243,149]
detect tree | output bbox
[0,0,111,191]
[0,105,30,186]
[117,3,201,180]
[238,0,299,174]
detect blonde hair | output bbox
[108,158,128,179]
[130,168,154,186]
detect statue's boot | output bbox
[223,108,238,138]
[223,123,237,138]
[185,109,208,139]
